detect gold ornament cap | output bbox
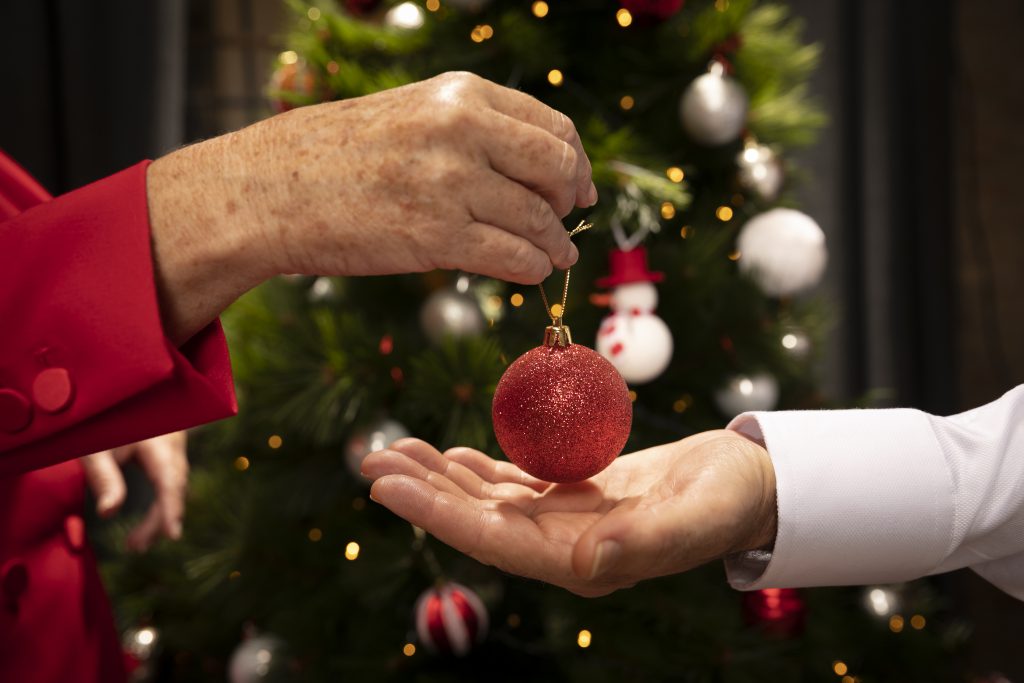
[543,324,573,348]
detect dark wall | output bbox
[0,0,185,194]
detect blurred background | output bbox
[1,0,1023,681]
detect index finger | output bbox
[482,83,597,208]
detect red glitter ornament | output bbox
[492,325,632,483]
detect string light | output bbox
[833,661,848,676]
[577,629,592,648]
[547,69,564,86]
[628,390,637,402]
[660,202,676,220]
[510,292,524,307]
[889,614,905,632]
[306,7,321,20]
[728,250,742,261]
[619,95,635,110]
[268,435,283,449]
[229,570,241,580]
[782,333,798,349]
[531,1,549,18]
[507,613,521,627]
[326,60,339,74]
[672,396,692,413]
[716,205,734,221]
[470,25,495,42]
[352,497,366,511]
[402,643,416,656]
[234,456,250,471]
[910,614,926,630]
[379,334,394,355]
[426,0,440,10]
[308,528,323,542]
[615,8,633,27]
[549,303,563,318]
[345,541,361,560]
[842,677,855,683]
[279,50,298,65]
[680,225,690,239]
[666,166,685,182]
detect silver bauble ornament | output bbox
[714,373,779,416]
[421,280,485,344]
[737,141,784,201]
[345,418,411,479]
[679,64,748,146]
[228,635,290,683]
[737,208,827,297]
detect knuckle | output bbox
[506,241,543,282]
[549,109,575,143]
[557,140,579,183]
[527,193,555,236]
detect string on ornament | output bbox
[536,219,594,327]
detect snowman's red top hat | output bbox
[596,246,664,288]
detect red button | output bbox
[1,560,28,600]
[0,389,32,433]
[64,514,86,553]
[32,367,74,413]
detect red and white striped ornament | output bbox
[414,582,488,656]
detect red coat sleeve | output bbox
[0,160,237,477]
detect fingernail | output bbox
[587,182,599,206]
[588,540,621,580]
[369,492,382,504]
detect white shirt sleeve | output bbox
[723,384,1024,600]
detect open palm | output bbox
[362,431,775,597]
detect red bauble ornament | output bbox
[415,582,488,656]
[492,326,632,483]
[268,62,318,113]
[345,0,383,15]
[741,588,806,637]
[620,0,685,21]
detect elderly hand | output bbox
[80,431,189,552]
[148,71,596,344]
[362,431,777,597]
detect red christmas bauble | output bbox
[344,0,382,15]
[741,588,806,637]
[268,62,318,113]
[415,582,488,656]
[492,342,632,483]
[620,0,685,21]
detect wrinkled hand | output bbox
[80,431,189,552]
[363,431,777,597]
[149,71,597,343]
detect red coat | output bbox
[0,152,237,682]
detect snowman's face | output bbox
[611,282,658,312]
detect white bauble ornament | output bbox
[228,635,289,683]
[714,373,779,416]
[415,581,489,656]
[737,208,827,297]
[421,281,485,344]
[345,418,411,479]
[596,311,673,385]
[385,2,424,29]
[737,142,784,201]
[679,64,748,146]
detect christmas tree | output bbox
[106,1,971,680]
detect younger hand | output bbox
[362,431,777,597]
[80,431,189,552]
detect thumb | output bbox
[81,450,127,518]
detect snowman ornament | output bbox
[595,247,674,385]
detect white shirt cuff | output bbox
[724,408,955,590]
